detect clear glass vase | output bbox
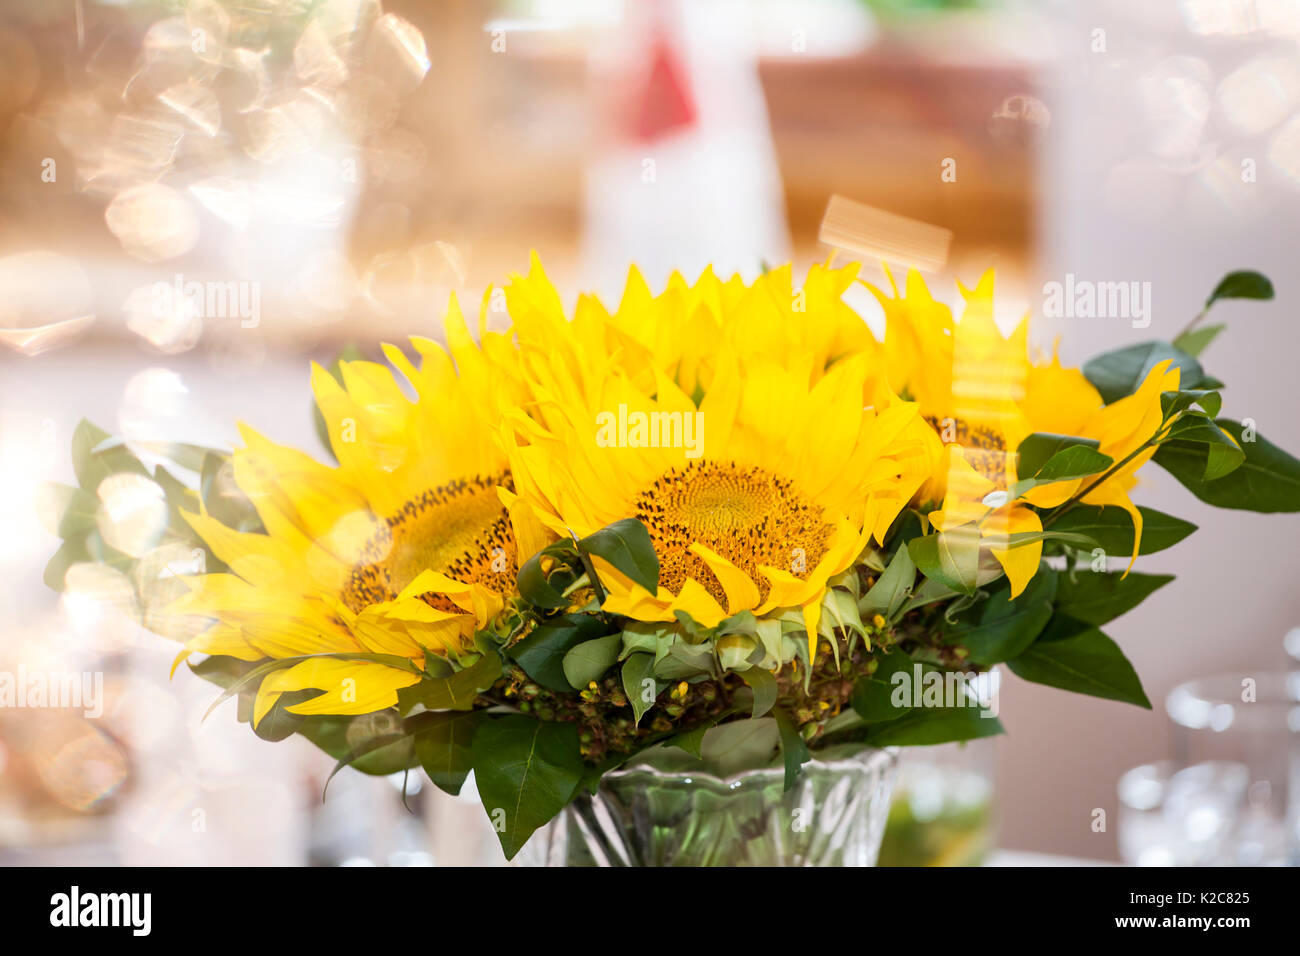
[518,748,898,867]
[877,740,997,867]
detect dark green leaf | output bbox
[515,543,576,610]
[323,731,416,792]
[1054,570,1173,626]
[471,715,585,860]
[250,690,317,741]
[1007,617,1151,707]
[1158,415,1244,480]
[396,653,502,713]
[507,613,612,692]
[1206,270,1273,306]
[943,568,1056,666]
[850,649,915,723]
[577,518,660,594]
[1160,389,1223,421]
[1154,419,1300,512]
[1015,433,1108,482]
[1083,341,1204,404]
[413,710,483,796]
[1047,505,1196,556]
[861,696,1004,746]
[774,710,811,791]
[298,716,417,776]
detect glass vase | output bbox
[877,740,996,867]
[518,747,898,867]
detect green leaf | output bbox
[860,545,916,620]
[738,666,778,718]
[850,648,915,723]
[620,653,659,726]
[1015,433,1108,482]
[37,483,99,539]
[1047,504,1196,556]
[896,576,964,615]
[1054,570,1173,626]
[188,654,255,689]
[1158,414,1244,480]
[471,715,585,860]
[507,614,611,692]
[1045,503,1182,554]
[943,567,1057,666]
[1172,324,1225,358]
[861,696,1004,746]
[199,452,261,533]
[515,542,577,610]
[324,731,416,792]
[298,716,417,776]
[774,710,811,791]
[1206,269,1273,306]
[72,421,150,492]
[577,518,660,594]
[657,640,716,679]
[698,717,780,776]
[1007,617,1151,707]
[1160,389,1223,421]
[413,710,483,796]
[561,633,622,689]
[249,690,319,742]
[44,537,87,591]
[754,618,784,667]
[1154,419,1300,512]
[668,713,728,758]
[70,419,111,490]
[850,651,917,724]
[1083,341,1205,404]
[909,530,979,595]
[396,653,502,713]
[999,529,1098,549]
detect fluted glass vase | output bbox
[518,748,898,867]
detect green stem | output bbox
[1041,438,1159,527]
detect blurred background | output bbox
[2,0,1299,866]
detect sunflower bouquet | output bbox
[45,256,1300,865]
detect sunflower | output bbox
[866,265,1177,595]
[504,252,884,401]
[167,298,547,724]
[501,261,933,657]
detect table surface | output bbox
[986,849,1118,867]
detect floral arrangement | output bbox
[44,256,1299,861]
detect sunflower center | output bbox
[925,414,1010,485]
[342,473,517,614]
[632,461,832,608]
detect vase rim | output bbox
[607,744,898,787]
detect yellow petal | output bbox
[985,505,1043,598]
[688,542,761,616]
